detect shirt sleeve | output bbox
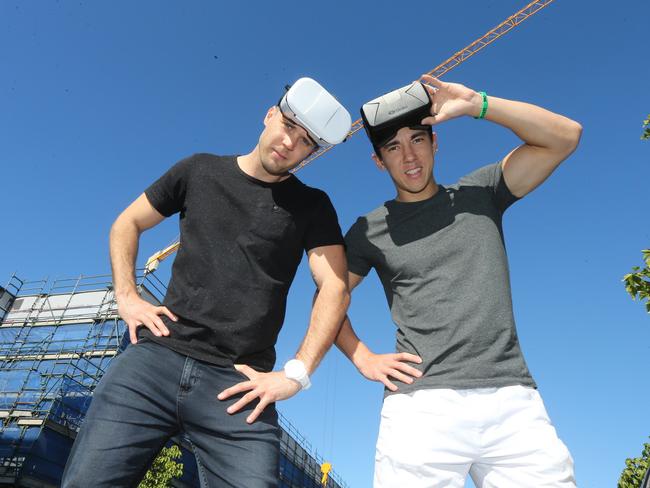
[458,162,519,214]
[144,155,196,217]
[302,191,345,252]
[344,218,373,277]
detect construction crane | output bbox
[145,0,555,273]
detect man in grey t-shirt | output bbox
[336,75,582,487]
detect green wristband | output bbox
[474,91,488,119]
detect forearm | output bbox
[335,314,423,390]
[109,216,142,303]
[480,95,581,154]
[421,75,581,154]
[295,282,350,374]
[335,315,373,370]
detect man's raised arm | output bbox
[420,74,582,198]
[110,193,178,344]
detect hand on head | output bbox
[419,74,483,125]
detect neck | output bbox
[237,146,290,184]
[396,179,439,203]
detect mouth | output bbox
[404,166,422,179]
[272,149,288,160]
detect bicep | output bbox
[118,193,166,232]
[307,244,348,289]
[501,143,565,198]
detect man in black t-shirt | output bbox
[62,79,352,488]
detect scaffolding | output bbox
[0,272,164,486]
[0,272,349,487]
[279,412,347,488]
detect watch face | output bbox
[285,360,305,378]
[284,359,311,390]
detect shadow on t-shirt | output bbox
[384,185,504,247]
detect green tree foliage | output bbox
[618,439,650,488]
[138,444,184,488]
[642,114,650,140]
[623,250,650,313]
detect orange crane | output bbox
[145,0,555,276]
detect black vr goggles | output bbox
[360,81,432,155]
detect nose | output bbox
[283,132,296,151]
[403,143,416,162]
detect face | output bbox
[373,127,438,202]
[257,107,317,176]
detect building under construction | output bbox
[0,272,348,488]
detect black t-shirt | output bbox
[141,154,344,371]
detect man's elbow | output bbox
[559,119,583,157]
[322,279,351,311]
[335,280,351,309]
[340,285,351,311]
[110,211,141,241]
[109,216,122,241]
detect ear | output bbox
[371,152,385,171]
[431,131,438,153]
[263,106,278,127]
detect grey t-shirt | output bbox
[345,163,536,395]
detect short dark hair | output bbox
[375,125,433,158]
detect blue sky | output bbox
[1,1,648,486]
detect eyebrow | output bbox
[282,114,317,146]
[281,114,298,128]
[382,130,428,150]
[383,140,399,149]
[410,130,428,139]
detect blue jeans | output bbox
[61,340,280,487]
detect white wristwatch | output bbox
[283,359,311,390]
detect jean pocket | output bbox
[231,363,255,383]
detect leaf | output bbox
[623,250,650,313]
[618,436,650,487]
[138,444,184,488]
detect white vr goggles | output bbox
[278,78,352,146]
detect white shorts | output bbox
[374,385,576,488]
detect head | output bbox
[373,126,438,202]
[361,81,438,202]
[257,78,352,177]
[257,106,318,176]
